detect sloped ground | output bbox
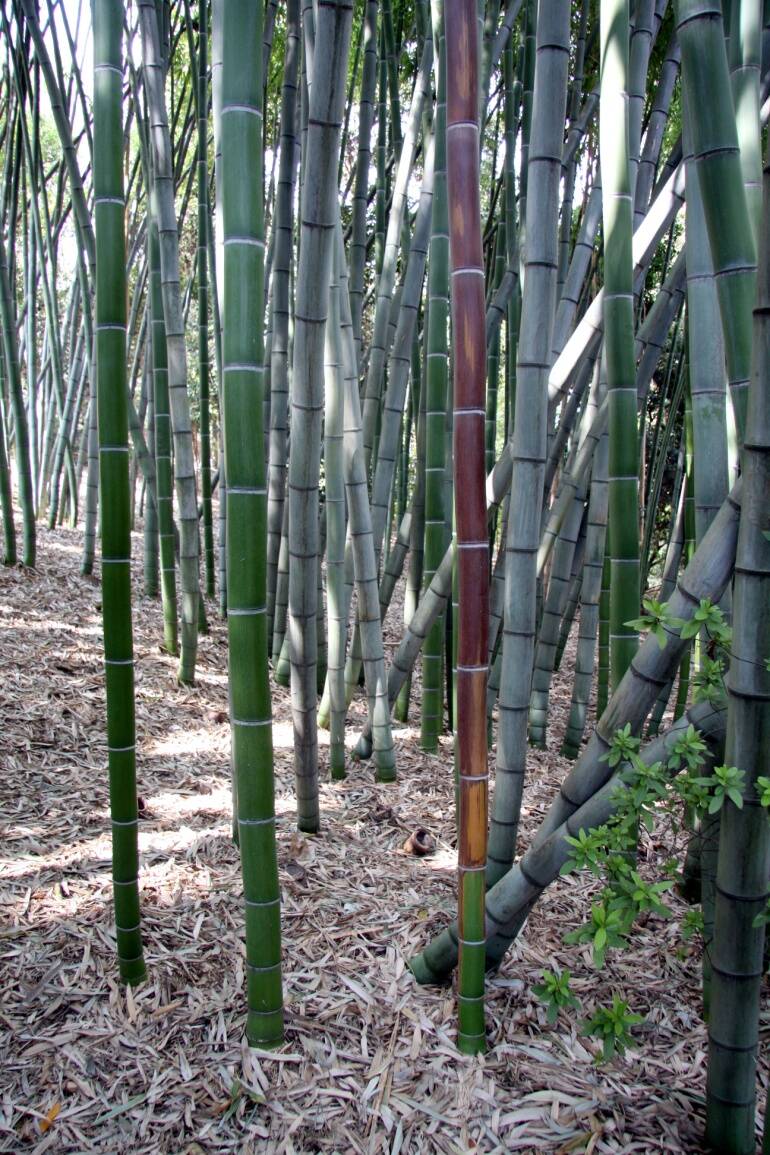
[0,521,760,1153]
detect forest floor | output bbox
[1,519,765,1154]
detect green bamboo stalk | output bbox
[729,0,762,242]
[557,0,590,293]
[554,527,586,673]
[395,366,425,723]
[0,391,16,564]
[195,0,214,600]
[220,0,283,1050]
[93,0,145,987]
[420,0,448,753]
[674,0,756,445]
[704,124,770,1155]
[601,0,639,691]
[0,228,34,565]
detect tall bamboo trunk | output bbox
[704,117,770,1155]
[446,0,489,1055]
[601,0,639,691]
[93,0,145,987]
[220,0,283,1049]
[288,0,353,833]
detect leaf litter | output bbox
[0,521,764,1153]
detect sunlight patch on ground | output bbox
[145,727,224,759]
[41,539,83,557]
[0,614,102,637]
[143,786,232,817]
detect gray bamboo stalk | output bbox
[704,116,770,1155]
[325,267,346,779]
[289,0,353,831]
[137,0,201,683]
[342,138,435,698]
[535,482,742,846]
[266,0,299,638]
[335,221,396,780]
[361,36,432,467]
[549,154,687,408]
[486,0,571,888]
[562,430,609,757]
[684,94,729,546]
[410,699,727,984]
[634,32,680,225]
[348,0,378,362]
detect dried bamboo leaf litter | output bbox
[0,521,758,1154]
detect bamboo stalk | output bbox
[220,0,283,1049]
[446,0,489,1053]
[93,0,146,987]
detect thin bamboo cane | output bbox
[420,0,448,752]
[0,386,16,563]
[325,266,346,780]
[266,0,299,639]
[0,228,34,565]
[194,0,214,600]
[137,0,201,684]
[149,211,178,657]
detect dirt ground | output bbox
[1,519,763,1153]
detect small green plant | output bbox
[692,656,726,704]
[602,722,641,768]
[615,870,673,918]
[564,900,628,967]
[533,968,580,1023]
[703,764,745,814]
[669,598,732,647]
[582,995,644,1061]
[625,598,679,649]
[549,720,718,1058]
[667,725,709,773]
[681,908,704,941]
[561,825,613,876]
[756,776,770,809]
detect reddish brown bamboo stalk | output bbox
[445,0,489,1055]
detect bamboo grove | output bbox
[0,0,768,1149]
